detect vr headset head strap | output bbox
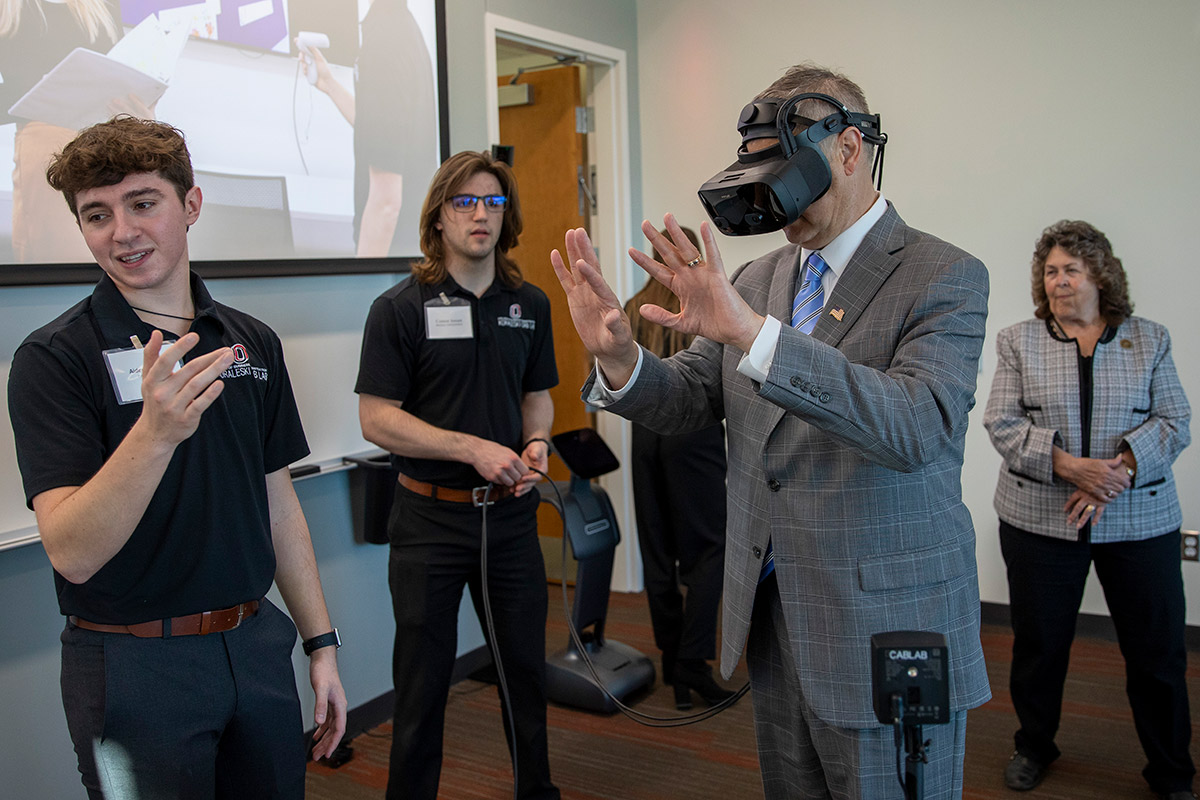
[738,93,885,166]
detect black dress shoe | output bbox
[673,659,736,708]
[673,682,693,711]
[1003,751,1047,791]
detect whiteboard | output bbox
[0,271,406,551]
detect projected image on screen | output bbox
[0,0,441,275]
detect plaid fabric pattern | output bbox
[984,317,1190,542]
[593,204,993,728]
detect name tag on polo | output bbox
[425,296,473,340]
[102,343,178,405]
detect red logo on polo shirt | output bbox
[497,303,535,330]
[220,343,268,382]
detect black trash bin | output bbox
[345,454,399,545]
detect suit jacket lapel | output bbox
[812,204,906,348]
[756,205,906,438]
[768,247,805,323]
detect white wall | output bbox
[634,0,1200,622]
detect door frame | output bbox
[484,14,640,592]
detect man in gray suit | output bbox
[551,64,992,798]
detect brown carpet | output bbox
[307,588,1198,799]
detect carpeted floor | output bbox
[306,587,1198,799]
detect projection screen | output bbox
[0,0,447,285]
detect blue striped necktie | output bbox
[761,252,830,584]
[790,251,828,334]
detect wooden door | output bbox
[499,65,592,583]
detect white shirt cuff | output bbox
[587,347,646,405]
[736,315,782,384]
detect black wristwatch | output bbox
[302,628,341,656]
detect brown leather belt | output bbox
[397,472,516,506]
[68,600,260,638]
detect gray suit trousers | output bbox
[747,576,968,799]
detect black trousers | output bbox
[385,486,559,800]
[630,423,727,664]
[1000,522,1194,794]
[60,598,305,800]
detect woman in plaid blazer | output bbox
[983,220,1193,799]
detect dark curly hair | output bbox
[45,116,194,220]
[413,150,524,288]
[1031,219,1133,326]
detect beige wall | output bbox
[634,0,1200,621]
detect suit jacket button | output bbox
[790,376,801,387]
[767,479,781,491]
[752,546,762,558]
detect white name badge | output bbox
[425,304,473,340]
[102,343,178,405]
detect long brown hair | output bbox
[624,226,700,359]
[412,150,524,287]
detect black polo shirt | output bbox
[355,274,558,488]
[7,273,309,623]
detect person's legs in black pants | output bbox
[1094,531,1194,795]
[1000,521,1092,766]
[60,601,306,800]
[631,424,684,681]
[660,424,727,667]
[215,599,307,800]
[468,491,559,800]
[385,489,471,800]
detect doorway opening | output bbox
[485,15,640,591]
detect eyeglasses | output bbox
[448,194,507,213]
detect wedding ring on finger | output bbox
[685,256,703,267]
[1085,504,1096,513]
[1107,490,1116,498]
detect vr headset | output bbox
[697,92,887,236]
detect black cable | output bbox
[531,467,750,727]
[478,482,520,800]
[891,694,907,794]
[475,459,754,800]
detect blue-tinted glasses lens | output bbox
[450,194,507,212]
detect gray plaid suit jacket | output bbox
[983,316,1190,542]
[588,204,993,727]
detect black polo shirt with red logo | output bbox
[8,273,309,624]
[354,274,558,488]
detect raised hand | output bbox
[138,330,233,448]
[296,37,335,93]
[550,227,639,386]
[628,215,764,352]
